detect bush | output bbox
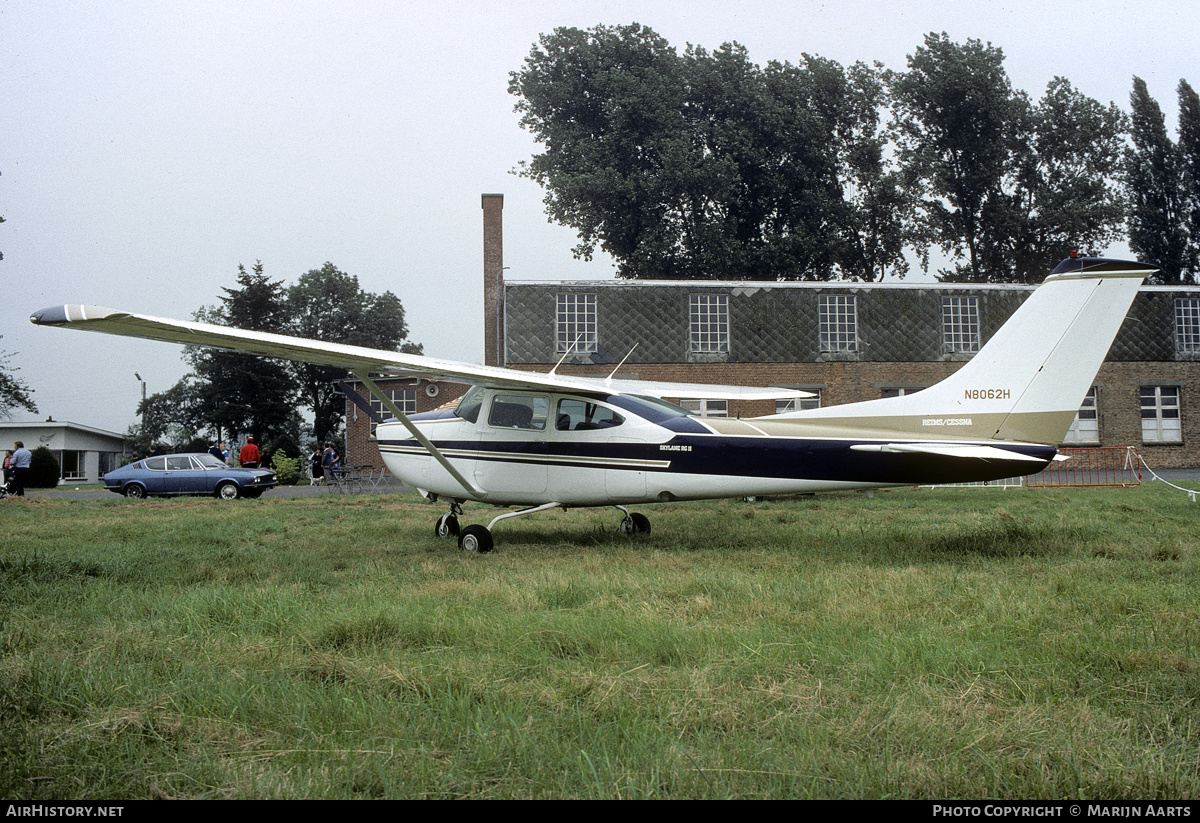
[272,454,303,486]
[28,446,60,488]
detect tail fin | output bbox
[772,258,1156,443]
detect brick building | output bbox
[345,193,1200,469]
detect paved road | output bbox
[19,480,412,501]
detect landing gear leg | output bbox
[435,502,462,538]
[616,506,651,535]
[456,502,564,553]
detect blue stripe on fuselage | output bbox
[378,434,1055,485]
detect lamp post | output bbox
[134,372,146,426]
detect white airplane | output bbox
[32,255,1155,552]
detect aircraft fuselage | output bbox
[377,386,1056,507]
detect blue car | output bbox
[104,453,277,499]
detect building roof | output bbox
[0,419,127,449]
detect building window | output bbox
[60,450,84,480]
[1175,298,1200,354]
[1063,386,1099,444]
[680,399,728,417]
[689,294,729,353]
[818,294,857,352]
[942,296,980,353]
[369,389,416,438]
[1140,386,1181,443]
[556,293,597,354]
[881,387,923,398]
[776,390,821,414]
[99,452,121,476]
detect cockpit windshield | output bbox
[454,385,486,423]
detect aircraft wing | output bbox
[30,304,810,402]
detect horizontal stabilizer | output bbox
[849,443,1048,462]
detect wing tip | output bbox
[30,305,129,326]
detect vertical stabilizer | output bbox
[770,257,1156,443]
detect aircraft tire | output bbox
[458,525,493,553]
[435,513,460,538]
[620,513,651,535]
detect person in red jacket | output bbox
[239,436,261,469]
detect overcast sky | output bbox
[4,0,1197,434]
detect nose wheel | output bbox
[435,503,463,538]
[618,509,651,535]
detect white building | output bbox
[0,420,127,484]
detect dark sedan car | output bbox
[103,453,277,499]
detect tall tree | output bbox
[888,33,1021,281]
[890,36,1127,282]
[286,263,421,444]
[134,376,206,450]
[1125,77,1191,283]
[820,58,913,280]
[1179,79,1200,280]
[510,25,895,280]
[0,340,36,419]
[186,262,298,443]
[993,78,1128,282]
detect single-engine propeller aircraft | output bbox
[32,256,1155,552]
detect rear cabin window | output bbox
[144,457,167,471]
[555,399,624,431]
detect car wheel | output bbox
[123,484,147,499]
[216,482,241,500]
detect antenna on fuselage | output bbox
[604,344,638,385]
[548,333,585,376]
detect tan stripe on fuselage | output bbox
[702,410,1074,445]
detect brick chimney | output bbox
[482,193,504,367]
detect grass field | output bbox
[2,482,1199,799]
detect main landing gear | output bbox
[432,503,652,552]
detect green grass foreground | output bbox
[2,483,1199,799]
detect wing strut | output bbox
[351,370,483,499]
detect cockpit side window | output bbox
[555,398,625,431]
[454,385,486,423]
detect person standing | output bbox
[11,441,32,497]
[321,443,339,481]
[239,436,260,469]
